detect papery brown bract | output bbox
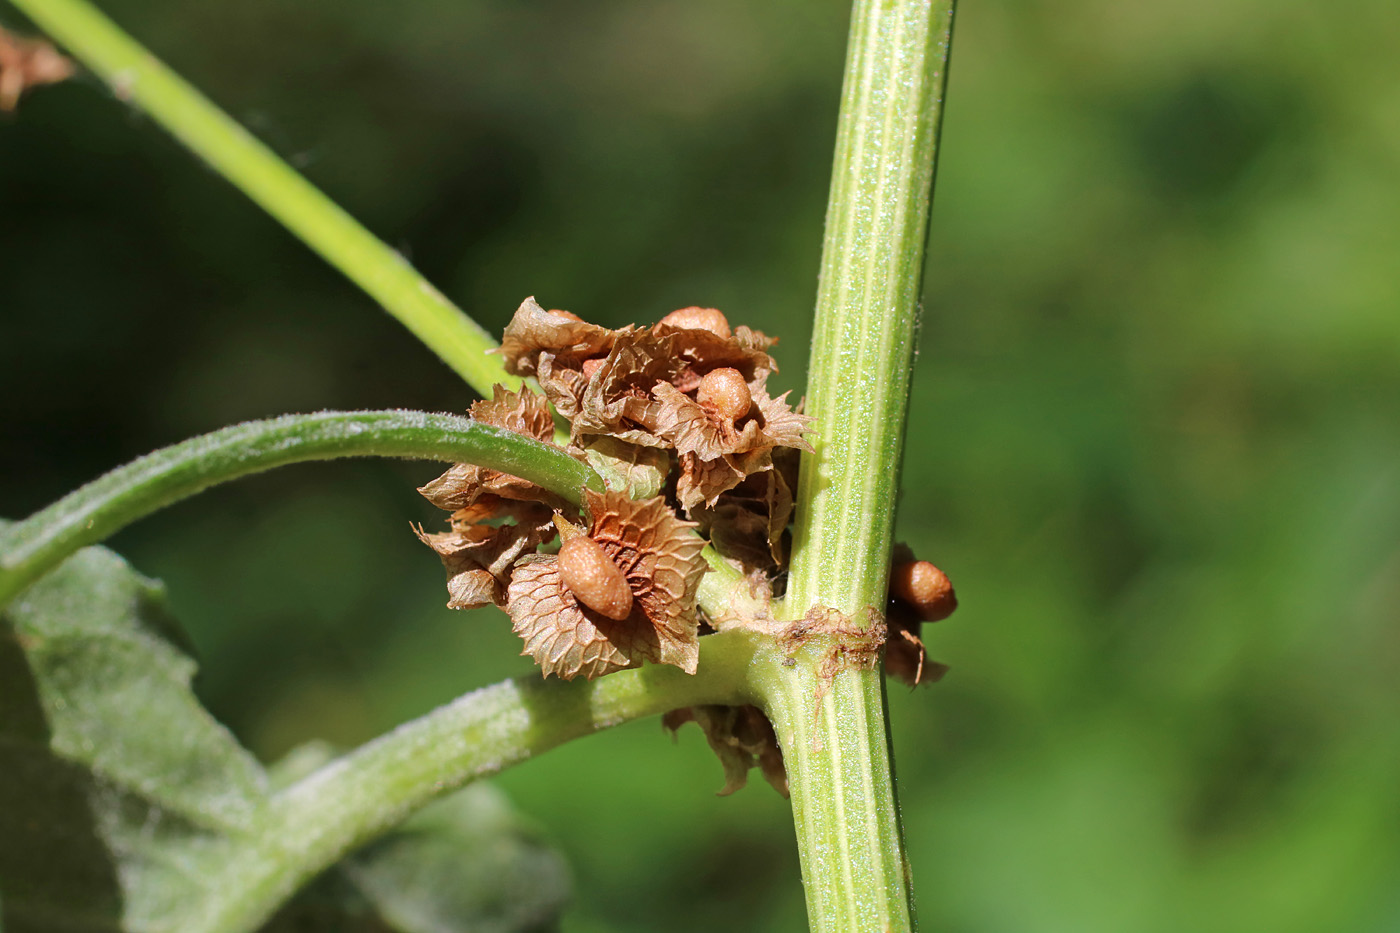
[675,448,775,512]
[693,455,796,571]
[507,556,638,679]
[650,383,812,462]
[504,490,707,679]
[416,385,573,609]
[414,505,554,610]
[499,297,628,421]
[663,704,788,797]
[569,324,777,444]
[884,607,951,687]
[418,385,570,513]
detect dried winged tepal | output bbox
[652,381,810,509]
[569,319,778,444]
[506,490,707,680]
[0,28,74,113]
[418,385,567,512]
[416,386,570,609]
[499,297,627,421]
[692,450,797,572]
[663,704,788,797]
[413,496,555,610]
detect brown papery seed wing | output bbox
[500,296,617,376]
[507,557,636,680]
[470,384,556,441]
[586,491,706,674]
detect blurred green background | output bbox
[3,0,1399,929]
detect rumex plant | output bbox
[0,0,957,930]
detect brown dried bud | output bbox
[697,367,752,423]
[890,560,957,622]
[558,535,633,621]
[659,306,732,340]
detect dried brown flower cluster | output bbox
[416,385,708,680]
[501,297,812,566]
[418,298,811,682]
[0,28,74,112]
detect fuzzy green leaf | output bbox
[0,529,266,930]
[0,533,571,933]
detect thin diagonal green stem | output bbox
[0,410,597,610]
[9,0,515,396]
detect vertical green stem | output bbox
[9,0,516,397]
[773,0,956,930]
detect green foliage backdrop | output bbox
[2,0,1398,929]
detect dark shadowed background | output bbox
[3,0,1399,930]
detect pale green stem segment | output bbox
[187,628,762,933]
[773,0,957,930]
[9,0,515,397]
[0,410,597,610]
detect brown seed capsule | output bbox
[697,367,752,423]
[557,535,633,620]
[890,560,957,622]
[659,306,732,339]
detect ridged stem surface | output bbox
[774,1,957,930]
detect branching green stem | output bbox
[769,0,957,931]
[10,4,960,933]
[8,0,513,397]
[184,628,761,933]
[0,410,596,610]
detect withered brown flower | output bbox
[415,386,570,610]
[497,298,810,517]
[569,322,777,446]
[506,490,706,680]
[663,704,788,797]
[414,496,555,610]
[0,28,74,112]
[692,448,798,572]
[499,297,628,422]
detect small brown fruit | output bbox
[660,306,732,339]
[697,367,752,422]
[558,534,633,620]
[890,560,957,622]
